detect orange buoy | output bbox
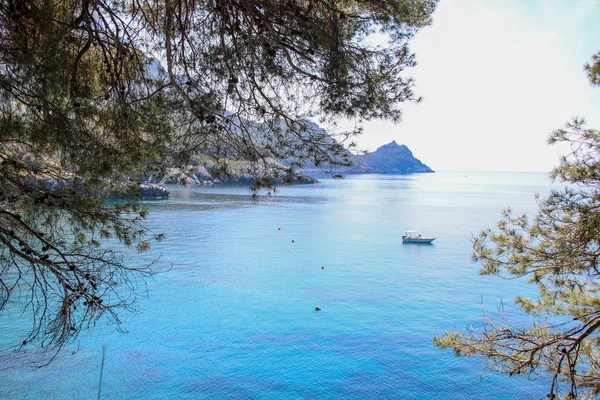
[315,306,321,311]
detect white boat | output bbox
[402,230,435,244]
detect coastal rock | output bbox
[294,173,319,184]
[301,140,433,175]
[161,167,202,185]
[354,141,434,174]
[26,176,171,200]
[158,159,319,186]
[138,183,170,199]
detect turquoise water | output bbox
[1,171,559,399]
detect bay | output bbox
[0,171,559,399]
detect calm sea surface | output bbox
[0,171,562,399]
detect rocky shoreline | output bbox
[301,141,434,175]
[140,158,319,199]
[142,142,433,199]
[138,183,170,199]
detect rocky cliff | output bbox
[138,183,170,199]
[127,140,431,199]
[156,157,319,186]
[301,141,433,175]
[352,141,434,174]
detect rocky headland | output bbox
[139,138,433,199]
[302,140,434,175]
[153,158,318,187]
[143,141,433,198]
[352,141,434,174]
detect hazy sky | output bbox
[346,0,600,172]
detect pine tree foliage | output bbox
[0,0,436,357]
[435,53,600,399]
[585,52,600,87]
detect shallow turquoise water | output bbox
[1,171,560,399]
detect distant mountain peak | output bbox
[355,141,432,174]
[380,140,398,147]
[290,121,433,175]
[370,141,414,158]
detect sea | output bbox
[0,171,562,399]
